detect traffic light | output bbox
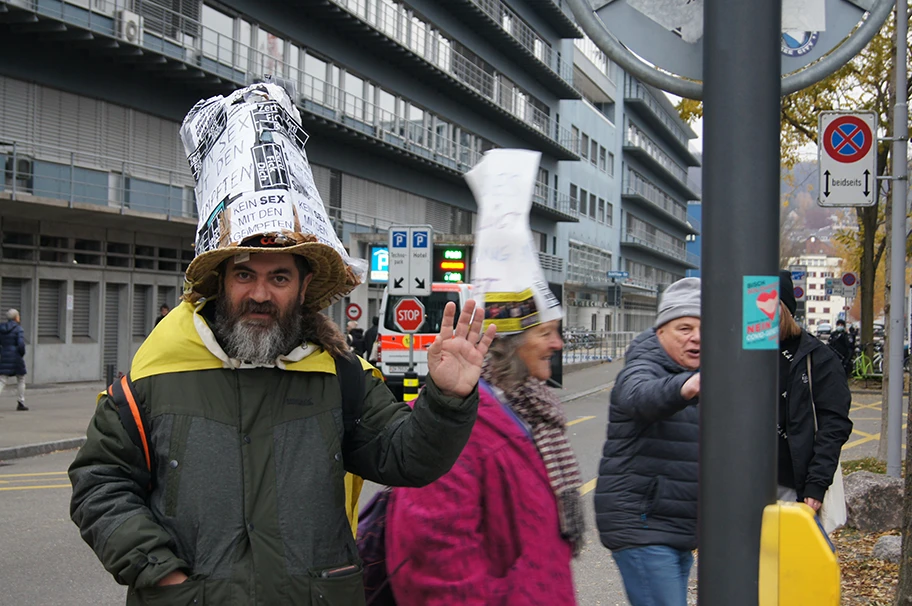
[433,246,467,283]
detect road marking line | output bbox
[567,416,597,427]
[0,484,71,492]
[581,479,597,495]
[0,471,68,479]
[850,402,882,412]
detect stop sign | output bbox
[393,298,426,333]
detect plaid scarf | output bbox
[483,365,586,556]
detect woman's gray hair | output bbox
[485,332,531,393]
[6,308,19,321]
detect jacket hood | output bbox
[625,329,691,374]
[789,329,826,368]
[0,321,16,335]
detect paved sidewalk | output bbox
[0,361,623,461]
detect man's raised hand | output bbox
[427,299,497,397]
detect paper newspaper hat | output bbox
[179,83,364,309]
[465,149,562,335]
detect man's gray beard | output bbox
[214,298,305,365]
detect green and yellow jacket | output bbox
[69,301,478,606]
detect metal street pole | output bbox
[699,0,781,604]
[887,0,909,478]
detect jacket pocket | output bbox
[131,578,205,606]
[310,565,366,606]
[164,415,193,517]
[641,476,665,516]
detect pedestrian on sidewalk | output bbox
[153,304,170,327]
[68,82,494,606]
[0,308,28,411]
[594,277,701,606]
[777,271,852,522]
[826,319,852,377]
[380,150,583,606]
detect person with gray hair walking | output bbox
[0,308,28,411]
[594,277,701,606]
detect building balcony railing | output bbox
[623,76,694,156]
[621,276,659,292]
[622,167,695,231]
[622,228,698,268]
[538,251,565,283]
[521,0,581,38]
[533,182,579,222]
[299,74,485,174]
[448,0,576,90]
[325,0,580,157]
[0,140,196,220]
[624,122,701,199]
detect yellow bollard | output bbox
[759,501,840,606]
[403,372,420,402]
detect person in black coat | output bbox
[0,308,28,411]
[594,278,701,606]
[778,271,852,511]
[827,319,853,376]
[362,316,379,361]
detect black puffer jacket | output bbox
[783,330,853,501]
[594,329,699,552]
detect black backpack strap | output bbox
[334,354,366,436]
[107,373,153,473]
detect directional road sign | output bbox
[388,225,433,296]
[818,111,877,207]
[392,297,426,333]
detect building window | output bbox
[581,134,589,160]
[570,184,578,212]
[823,307,830,314]
[598,198,606,223]
[572,125,580,154]
[590,140,598,166]
[74,239,102,266]
[606,202,614,226]
[599,146,607,172]
[589,193,597,219]
[579,188,588,215]
[38,280,63,341]
[809,306,816,313]
[201,4,234,66]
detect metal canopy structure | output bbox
[567,0,894,99]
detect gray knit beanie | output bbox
[654,278,701,328]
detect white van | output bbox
[376,282,473,397]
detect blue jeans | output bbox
[612,545,694,606]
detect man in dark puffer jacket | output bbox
[0,308,28,411]
[594,278,701,606]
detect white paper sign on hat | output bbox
[178,82,364,310]
[465,149,562,334]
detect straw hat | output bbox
[179,82,363,309]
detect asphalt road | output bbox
[0,387,900,605]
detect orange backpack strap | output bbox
[107,374,152,473]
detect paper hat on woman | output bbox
[179,82,364,310]
[465,149,562,335]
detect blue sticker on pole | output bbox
[743,276,780,350]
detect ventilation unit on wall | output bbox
[116,10,143,45]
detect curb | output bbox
[561,382,615,403]
[0,437,86,462]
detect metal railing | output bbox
[538,251,565,273]
[325,0,577,152]
[624,122,690,185]
[454,0,574,86]
[562,330,636,365]
[623,228,695,265]
[533,181,577,217]
[623,76,691,148]
[13,0,522,168]
[574,35,616,84]
[1,140,195,218]
[623,166,690,223]
[621,276,659,292]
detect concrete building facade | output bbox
[0,0,582,382]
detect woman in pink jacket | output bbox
[385,318,584,605]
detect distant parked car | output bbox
[816,323,833,339]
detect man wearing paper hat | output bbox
[384,151,583,604]
[69,83,495,606]
[594,278,701,606]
